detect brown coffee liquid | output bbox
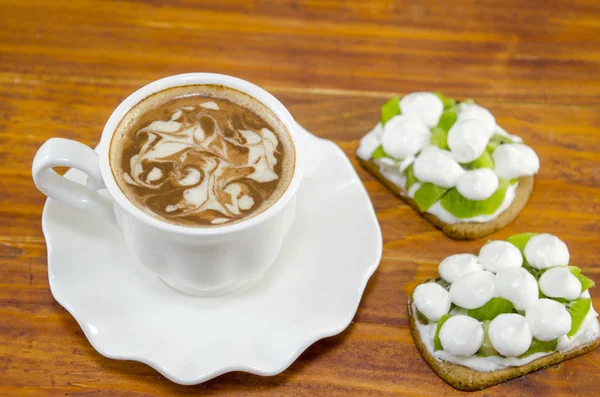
[109,85,295,227]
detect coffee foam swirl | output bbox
[110,86,294,227]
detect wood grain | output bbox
[1,0,599,395]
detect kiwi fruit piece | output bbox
[506,232,538,255]
[430,127,449,150]
[519,338,558,358]
[434,314,451,351]
[371,145,388,160]
[486,133,513,152]
[437,107,458,133]
[476,321,500,357]
[413,183,448,211]
[569,266,596,292]
[434,92,457,110]
[440,178,509,218]
[381,96,401,125]
[468,298,514,321]
[567,298,592,337]
[463,150,494,170]
[405,164,418,190]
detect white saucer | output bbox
[42,124,382,385]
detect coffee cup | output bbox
[32,73,304,296]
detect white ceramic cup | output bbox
[32,73,304,296]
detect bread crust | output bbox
[407,294,600,391]
[358,157,534,240]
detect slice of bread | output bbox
[358,157,534,240]
[408,292,600,391]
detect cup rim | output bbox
[97,73,304,237]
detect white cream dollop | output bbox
[447,119,492,163]
[478,241,523,273]
[456,169,499,200]
[399,92,444,128]
[494,267,538,311]
[381,115,431,159]
[458,103,496,135]
[357,123,381,160]
[526,299,572,341]
[524,233,570,270]
[413,283,451,321]
[439,315,484,357]
[449,270,495,309]
[488,313,533,357]
[438,253,481,283]
[539,267,582,301]
[492,144,540,180]
[413,146,465,188]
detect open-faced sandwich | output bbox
[408,233,599,391]
[357,92,539,240]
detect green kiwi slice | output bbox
[405,164,418,190]
[506,233,541,277]
[434,92,457,109]
[467,297,514,321]
[463,150,494,170]
[381,96,401,125]
[476,321,499,357]
[486,133,513,152]
[434,314,451,351]
[436,107,458,133]
[440,178,509,218]
[569,267,596,292]
[413,183,448,211]
[518,338,558,358]
[430,127,449,150]
[567,298,592,337]
[371,145,388,160]
[507,232,538,254]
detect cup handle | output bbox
[32,138,117,225]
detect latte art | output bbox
[110,85,295,227]
[124,106,279,222]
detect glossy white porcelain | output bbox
[42,124,382,384]
[32,74,306,295]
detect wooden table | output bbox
[1,0,599,395]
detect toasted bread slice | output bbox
[358,157,534,240]
[407,294,600,391]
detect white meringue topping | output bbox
[456,169,499,200]
[413,146,465,188]
[381,115,431,160]
[524,233,570,270]
[526,299,572,341]
[458,103,496,135]
[493,144,540,180]
[438,253,481,283]
[494,267,538,311]
[448,119,491,163]
[449,270,495,309]
[489,313,533,357]
[399,92,444,128]
[413,283,451,321]
[478,241,523,273]
[539,267,582,301]
[439,315,484,357]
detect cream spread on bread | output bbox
[411,233,599,372]
[357,93,540,224]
